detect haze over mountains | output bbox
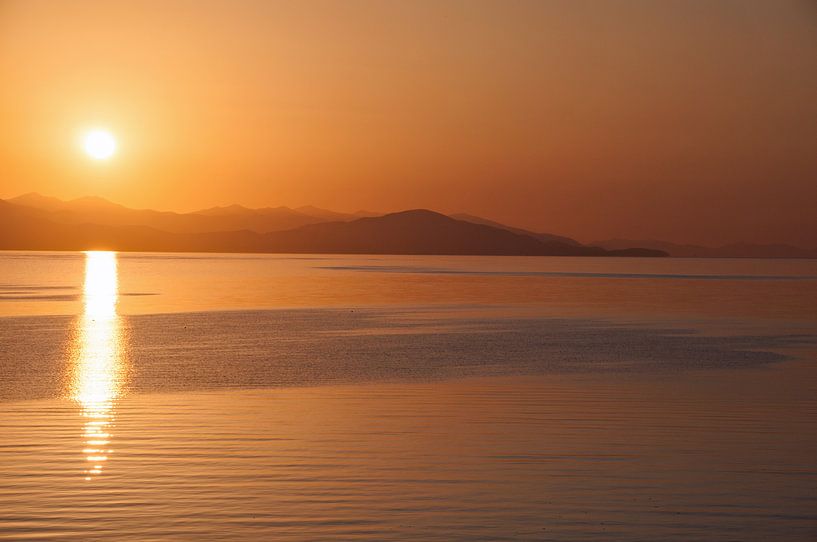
[6,192,358,234]
[1,193,664,257]
[1,193,814,258]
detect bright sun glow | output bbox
[83,129,117,160]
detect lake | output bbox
[1,251,816,540]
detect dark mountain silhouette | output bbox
[11,192,811,258]
[595,238,817,259]
[262,210,592,255]
[451,213,582,246]
[0,198,667,256]
[261,210,667,256]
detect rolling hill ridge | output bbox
[0,195,666,257]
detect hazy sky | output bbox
[2,0,816,246]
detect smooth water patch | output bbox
[318,264,817,281]
[2,252,817,321]
[1,371,816,541]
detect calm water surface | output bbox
[1,251,816,540]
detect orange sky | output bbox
[1,0,816,246]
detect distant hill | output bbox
[7,192,69,211]
[12,192,813,258]
[595,238,817,259]
[8,192,332,234]
[0,199,202,252]
[194,204,259,216]
[293,205,362,222]
[0,198,666,256]
[451,213,582,246]
[261,209,624,256]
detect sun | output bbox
[83,129,117,160]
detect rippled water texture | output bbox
[1,251,816,540]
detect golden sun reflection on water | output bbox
[70,251,125,481]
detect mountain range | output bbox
[0,193,663,257]
[2,193,814,258]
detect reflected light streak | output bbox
[70,251,125,481]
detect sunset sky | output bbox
[1,0,816,246]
